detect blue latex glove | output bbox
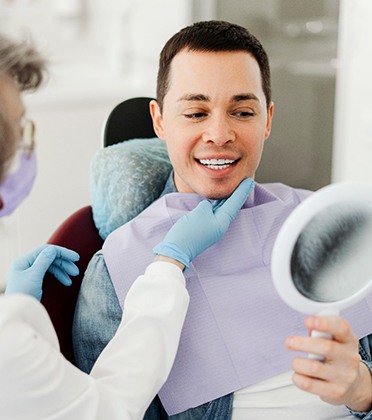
[153,178,255,269]
[5,245,80,301]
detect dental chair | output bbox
[103,96,156,146]
[40,96,159,364]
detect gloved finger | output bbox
[11,245,49,271]
[211,199,226,212]
[51,258,79,276]
[51,245,80,262]
[47,264,74,286]
[215,178,255,222]
[12,245,79,271]
[25,246,59,277]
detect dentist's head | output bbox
[0,34,47,216]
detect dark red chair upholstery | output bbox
[41,206,103,364]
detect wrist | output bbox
[347,360,372,412]
[154,255,185,271]
[153,242,191,269]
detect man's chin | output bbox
[200,185,238,200]
[175,176,245,200]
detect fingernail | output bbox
[286,337,293,348]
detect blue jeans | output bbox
[143,394,233,420]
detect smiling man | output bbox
[150,48,273,199]
[73,21,372,420]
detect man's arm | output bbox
[72,251,122,373]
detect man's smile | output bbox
[197,158,239,170]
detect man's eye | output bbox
[233,111,254,118]
[184,112,207,119]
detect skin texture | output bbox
[150,49,274,200]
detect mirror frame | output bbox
[271,182,372,315]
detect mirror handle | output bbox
[308,330,332,361]
[307,309,339,361]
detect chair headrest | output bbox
[90,138,172,239]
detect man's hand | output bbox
[5,245,80,301]
[153,178,255,268]
[286,315,372,412]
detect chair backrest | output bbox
[103,96,156,147]
[41,97,156,364]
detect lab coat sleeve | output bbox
[0,261,189,420]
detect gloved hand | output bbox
[5,245,80,301]
[153,178,255,269]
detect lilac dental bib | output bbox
[103,183,372,415]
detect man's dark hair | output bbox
[156,20,271,111]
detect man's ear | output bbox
[149,100,165,140]
[0,194,3,210]
[264,101,275,141]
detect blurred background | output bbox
[1,0,371,289]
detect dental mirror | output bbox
[271,183,372,357]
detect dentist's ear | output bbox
[149,99,165,141]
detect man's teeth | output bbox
[199,158,236,170]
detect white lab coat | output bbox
[0,261,189,420]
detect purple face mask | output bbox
[0,149,37,217]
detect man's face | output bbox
[150,49,274,199]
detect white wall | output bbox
[332,0,372,184]
[0,0,192,290]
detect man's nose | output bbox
[202,115,235,146]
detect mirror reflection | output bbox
[290,200,372,303]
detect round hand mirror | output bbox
[271,183,372,357]
[272,182,372,314]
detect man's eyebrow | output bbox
[177,93,260,103]
[177,94,210,102]
[232,93,259,102]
